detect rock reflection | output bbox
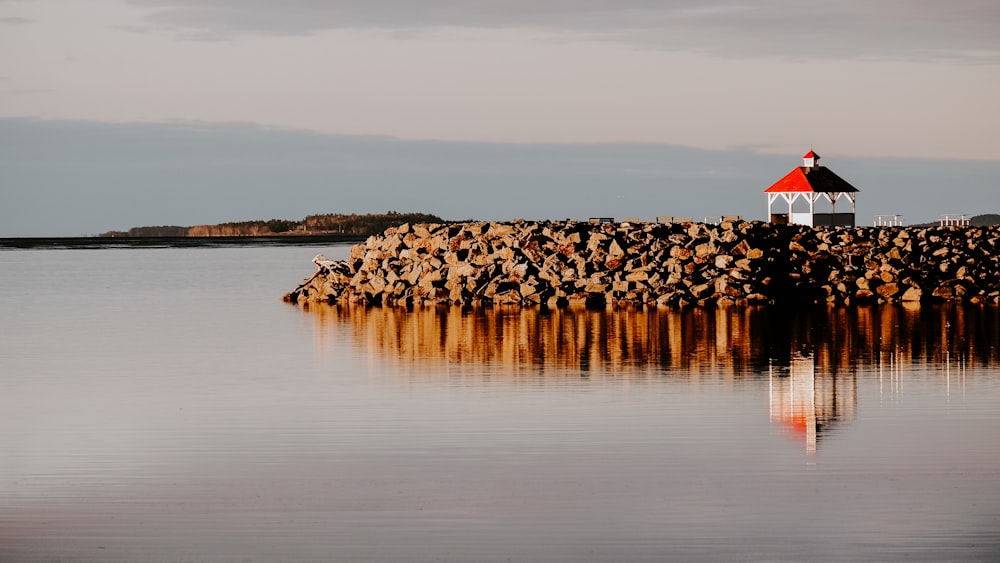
[306,303,1000,451]
[308,304,777,381]
[307,303,998,377]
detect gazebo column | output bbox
[767,193,781,220]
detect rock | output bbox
[932,285,954,299]
[286,220,1000,308]
[695,242,716,259]
[689,283,712,298]
[877,283,900,298]
[855,289,875,301]
[625,270,649,282]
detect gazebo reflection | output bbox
[768,353,857,455]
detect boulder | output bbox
[285,220,1000,308]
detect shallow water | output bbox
[1,245,999,562]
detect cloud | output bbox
[125,0,1000,61]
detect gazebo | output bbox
[764,150,858,227]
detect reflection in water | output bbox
[309,305,775,380]
[307,303,999,451]
[769,354,857,455]
[308,303,999,375]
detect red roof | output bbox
[764,166,859,194]
[803,150,819,159]
[765,167,813,193]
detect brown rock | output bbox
[690,283,712,298]
[289,220,1000,308]
[932,285,954,298]
[713,255,732,269]
[695,242,716,258]
[877,283,900,298]
[625,270,649,282]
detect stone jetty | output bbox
[284,220,1000,307]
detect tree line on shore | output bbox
[99,212,446,238]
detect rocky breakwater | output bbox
[284,220,1000,307]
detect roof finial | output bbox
[803,149,819,168]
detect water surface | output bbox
[1,245,998,562]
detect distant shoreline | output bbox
[0,234,365,250]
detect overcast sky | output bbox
[2,1,999,235]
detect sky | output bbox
[2,0,999,236]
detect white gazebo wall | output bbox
[790,212,814,226]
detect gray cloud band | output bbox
[124,0,1000,61]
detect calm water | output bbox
[1,245,999,562]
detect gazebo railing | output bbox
[874,214,903,227]
[939,214,969,227]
